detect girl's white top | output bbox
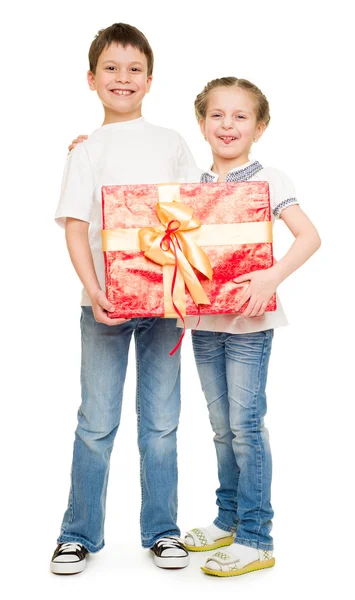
[178,160,299,334]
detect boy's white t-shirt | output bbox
[179,160,299,335]
[55,117,202,305]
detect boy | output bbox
[51,22,201,575]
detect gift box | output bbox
[101,182,276,319]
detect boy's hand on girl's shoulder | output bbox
[68,134,88,152]
[233,268,280,318]
[91,289,130,326]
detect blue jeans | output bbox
[57,307,182,552]
[192,329,274,551]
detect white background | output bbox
[1,0,354,598]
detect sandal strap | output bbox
[206,551,240,566]
[185,527,215,546]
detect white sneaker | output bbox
[150,537,189,569]
[50,542,89,574]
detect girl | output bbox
[182,77,321,576]
[68,77,320,577]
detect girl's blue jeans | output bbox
[192,328,274,550]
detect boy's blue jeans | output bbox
[192,328,274,551]
[57,307,182,552]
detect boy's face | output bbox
[87,44,152,122]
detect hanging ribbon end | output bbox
[169,324,185,356]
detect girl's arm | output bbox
[270,205,321,284]
[234,205,321,317]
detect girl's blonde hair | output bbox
[194,77,270,126]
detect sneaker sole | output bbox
[185,535,235,552]
[201,557,275,577]
[151,551,189,569]
[50,558,87,575]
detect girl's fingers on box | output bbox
[242,299,257,317]
[235,292,251,313]
[256,302,268,317]
[249,301,263,317]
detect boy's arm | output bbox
[65,218,128,326]
[234,205,321,317]
[56,144,128,325]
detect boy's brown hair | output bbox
[89,23,154,76]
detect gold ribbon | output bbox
[102,222,273,251]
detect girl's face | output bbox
[200,86,266,164]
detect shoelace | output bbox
[156,537,185,548]
[59,542,83,553]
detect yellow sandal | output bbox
[201,548,275,577]
[184,527,235,552]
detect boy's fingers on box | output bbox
[95,315,120,326]
[108,318,130,326]
[93,307,110,322]
[96,296,112,310]
[94,308,130,326]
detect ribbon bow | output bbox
[138,201,213,353]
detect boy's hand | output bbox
[91,289,130,326]
[233,268,279,317]
[68,134,88,152]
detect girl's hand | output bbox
[91,289,130,326]
[68,134,88,152]
[232,205,321,319]
[233,268,279,317]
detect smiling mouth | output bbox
[110,89,134,96]
[219,136,237,141]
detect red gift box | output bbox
[101,182,276,318]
